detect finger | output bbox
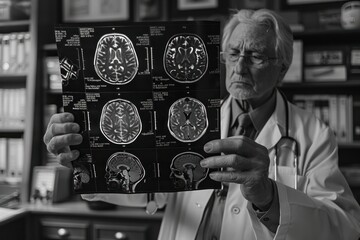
[200,154,252,170]
[58,150,79,169]
[47,112,74,126]
[47,133,83,155]
[209,170,260,184]
[204,136,267,157]
[44,113,76,144]
[44,122,80,144]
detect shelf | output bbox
[47,89,62,95]
[338,142,360,149]
[43,43,56,51]
[294,28,360,38]
[0,128,24,138]
[0,20,30,32]
[0,74,27,84]
[281,81,360,88]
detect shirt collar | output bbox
[230,90,277,133]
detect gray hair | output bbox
[222,9,294,71]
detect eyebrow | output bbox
[227,41,267,54]
[229,38,268,50]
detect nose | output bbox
[234,56,248,74]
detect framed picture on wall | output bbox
[177,0,218,10]
[281,0,347,10]
[170,0,227,19]
[135,0,163,21]
[63,0,131,22]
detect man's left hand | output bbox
[200,136,274,211]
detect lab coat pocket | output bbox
[276,166,308,191]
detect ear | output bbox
[277,64,288,85]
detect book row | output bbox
[0,88,26,129]
[292,94,360,143]
[0,32,31,74]
[0,138,24,184]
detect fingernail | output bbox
[66,113,74,121]
[204,143,213,152]
[200,160,207,167]
[72,124,80,132]
[72,150,80,159]
[74,135,83,142]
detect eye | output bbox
[251,53,265,60]
[227,50,240,61]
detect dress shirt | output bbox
[196,91,279,239]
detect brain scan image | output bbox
[105,152,145,193]
[100,98,142,144]
[164,34,208,83]
[73,165,91,190]
[168,97,208,142]
[94,33,139,85]
[170,152,208,190]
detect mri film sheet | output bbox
[55,21,221,194]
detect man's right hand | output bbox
[43,112,83,168]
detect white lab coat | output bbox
[83,91,360,240]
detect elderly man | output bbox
[44,9,360,240]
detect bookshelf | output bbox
[0,17,32,206]
[279,29,360,190]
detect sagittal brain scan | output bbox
[164,34,208,83]
[94,33,139,85]
[168,97,208,142]
[170,152,208,190]
[105,152,145,193]
[100,98,142,144]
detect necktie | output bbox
[234,113,255,139]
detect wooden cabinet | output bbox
[36,217,160,240]
[0,210,28,240]
[27,201,162,240]
[93,222,149,240]
[39,218,90,240]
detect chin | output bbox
[229,88,253,100]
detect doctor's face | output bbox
[224,22,285,105]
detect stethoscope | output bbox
[274,90,299,190]
[145,90,300,214]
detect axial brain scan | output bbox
[164,34,208,83]
[100,98,142,144]
[170,152,208,190]
[105,152,145,193]
[168,97,208,142]
[94,33,139,85]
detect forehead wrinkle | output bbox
[227,39,266,53]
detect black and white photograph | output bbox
[1,1,360,240]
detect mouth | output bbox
[230,81,252,88]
